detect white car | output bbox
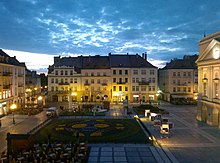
[46,107,56,116]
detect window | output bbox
[113,70,116,74]
[60,70,63,75]
[132,78,135,83]
[177,72,180,77]
[177,87,180,92]
[55,79,58,83]
[150,70,154,75]
[91,72,94,76]
[74,79,77,83]
[65,78,68,83]
[188,72,191,77]
[141,86,146,91]
[103,72,106,76]
[183,72,186,77]
[214,83,219,98]
[188,87,191,92]
[65,71,68,75]
[119,70,122,74]
[61,79,64,83]
[91,79,94,84]
[133,70,138,75]
[97,79,100,84]
[136,86,139,91]
[119,78,122,83]
[113,78,116,83]
[183,87,186,92]
[97,72,100,76]
[119,86,122,91]
[141,70,146,75]
[125,70,128,74]
[136,78,139,83]
[125,86,128,91]
[173,72,176,77]
[149,86,151,91]
[125,78,128,83]
[173,87,176,92]
[173,80,176,84]
[51,78,54,83]
[70,70,73,75]
[152,86,155,91]
[141,78,146,82]
[132,86,135,91]
[152,78,155,83]
[113,86,116,91]
[51,86,54,91]
[55,71,58,75]
[85,79,88,84]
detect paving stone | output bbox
[114,151,126,156]
[137,147,151,152]
[114,156,127,162]
[100,151,112,156]
[88,157,98,162]
[101,147,112,151]
[126,151,139,157]
[141,156,157,163]
[127,156,142,162]
[89,151,99,156]
[125,147,138,151]
[139,151,153,157]
[114,147,125,151]
[90,147,100,152]
[99,156,113,162]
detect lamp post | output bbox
[10,104,17,124]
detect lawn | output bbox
[33,118,149,144]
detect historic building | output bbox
[196,31,220,127]
[47,53,158,105]
[0,49,26,115]
[158,55,198,104]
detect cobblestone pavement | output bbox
[141,101,220,163]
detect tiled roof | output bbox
[0,49,26,67]
[109,54,157,68]
[161,55,198,70]
[51,54,157,70]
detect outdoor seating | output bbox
[0,142,89,162]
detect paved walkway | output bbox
[141,101,220,163]
[0,110,49,154]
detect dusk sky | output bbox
[1,0,220,73]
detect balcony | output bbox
[84,83,90,86]
[116,82,127,84]
[138,81,149,85]
[3,84,11,89]
[58,82,69,85]
[101,83,108,86]
[1,72,12,76]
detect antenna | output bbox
[203,31,206,37]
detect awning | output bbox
[171,94,193,98]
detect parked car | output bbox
[46,107,56,116]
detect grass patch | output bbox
[133,104,169,115]
[33,119,149,144]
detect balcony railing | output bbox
[2,72,12,76]
[84,83,90,86]
[138,81,149,85]
[58,82,69,85]
[116,82,127,84]
[3,84,11,89]
[101,83,108,86]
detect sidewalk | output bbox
[0,110,49,154]
[141,102,220,163]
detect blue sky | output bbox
[1,0,220,73]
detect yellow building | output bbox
[0,49,26,115]
[159,55,198,104]
[196,31,220,127]
[47,53,158,105]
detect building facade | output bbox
[196,31,220,127]
[47,53,158,106]
[0,49,26,116]
[158,55,198,104]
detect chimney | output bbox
[54,56,60,63]
[145,52,147,60]
[142,53,144,58]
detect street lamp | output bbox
[10,104,17,124]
